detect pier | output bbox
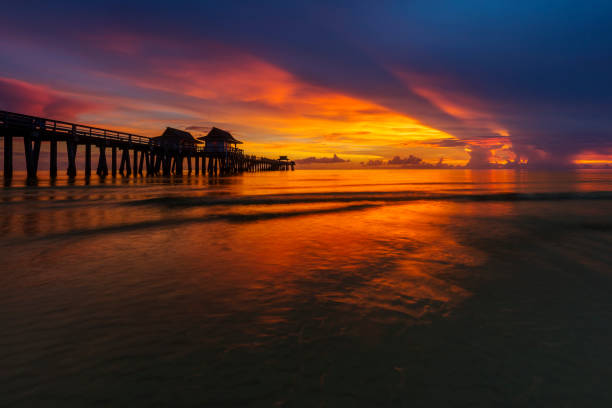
[0,110,295,179]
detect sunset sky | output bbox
[1,1,612,167]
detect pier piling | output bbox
[50,138,57,178]
[66,140,77,178]
[97,146,108,176]
[85,144,91,177]
[3,135,12,178]
[133,150,138,177]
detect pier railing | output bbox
[1,110,155,147]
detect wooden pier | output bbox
[0,110,295,179]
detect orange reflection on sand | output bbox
[4,169,609,353]
[168,195,486,328]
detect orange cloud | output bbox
[82,45,468,162]
[393,70,516,165]
[573,150,612,166]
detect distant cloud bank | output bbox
[295,154,349,164]
[362,154,533,169]
[362,155,459,169]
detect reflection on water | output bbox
[1,169,612,406]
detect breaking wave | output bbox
[124,190,612,208]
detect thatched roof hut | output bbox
[198,127,242,145]
[198,127,242,153]
[153,127,200,147]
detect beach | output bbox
[1,169,612,406]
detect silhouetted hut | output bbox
[279,155,289,161]
[198,127,242,153]
[153,127,200,148]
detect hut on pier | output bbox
[153,127,200,149]
[199,127,242,153]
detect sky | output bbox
[1,0,612,167]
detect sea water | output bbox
[1,169,612,406]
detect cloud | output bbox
[388,155,424,166]
[324,130,371,140]
[0,77,105,120]
[364,159,385,167]
[364,155,459,169]
[295,154,348,164]
[420,139,467,148]
[465,146,494,169]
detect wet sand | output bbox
[1,170,611,406]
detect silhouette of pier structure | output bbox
[1,110,294,179]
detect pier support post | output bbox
[133,150,138,177]
[125,149,132,176]
[112,147,117,177]
[138,151,144,175]
[210,156,216,175]
[162,152,171,176]
[119,149,130,176]
[24,133,41,179]
[85,144,92,177]
[176,155,183,176]
[67,125,78,178]
[145,153,151,176]
[66,140,77,178]
[50,138,57,178]
[97,146,108,176]
[195,156,199,175]
[151,153,156,175]
[187,155,192,175]
[4,135,12,178]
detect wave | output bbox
[124,190,612,208]
[3,191,611,244]
[1,203,379,244]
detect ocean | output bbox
[1,169,612,406]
